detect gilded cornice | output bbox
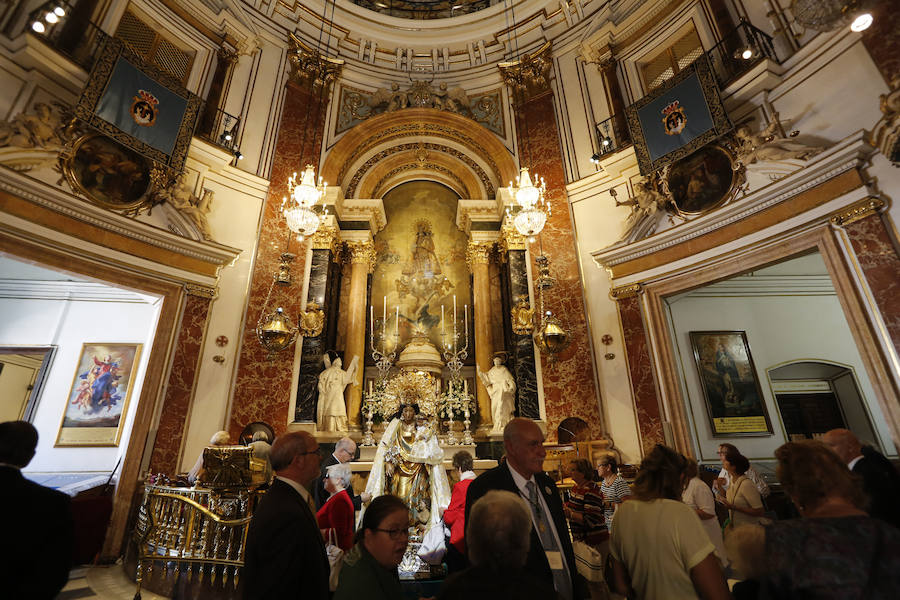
[466,241,494,271]
[344,240,376,272]
[830,196,887,227]
[609,284,642,300]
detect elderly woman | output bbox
[728,440,900,598]
[713,443,769,498]
[597,456,630,532]
[715,447,765,530]
[317,463,355,551]
[187,430,230,485]
[609,445,730,600]
[334,494,410,600]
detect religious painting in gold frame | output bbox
[61,133,153,212]
[664,144,739,216]
[370,181,472,356]
[690,331,773,437]
[56,343,143,447]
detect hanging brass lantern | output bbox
[256,307,298,357]
[533,311,571,360]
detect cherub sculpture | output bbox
[159,174,214,241]
[0,102,66,149]
[616,177,670,243]
[734,113,824,166]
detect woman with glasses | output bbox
[334,495,410,600]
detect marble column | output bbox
[612,285,665,456]
[148,287,214,475]
[500,44,604,441]
[344,239,376,429]
[468,241,495,428]
[499,229,540,419]
[228,78,329,438]
[295,227,341,422]
[832,198,900,355]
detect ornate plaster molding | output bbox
[185,283,218,299]
[288,33,344,89]
[609,283,642,300]
[498,41,553,101]
[497,219,527,253]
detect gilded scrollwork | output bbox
[465,241,494,271]
[345,240,377,272]
[830,197,886,228]
[298,301,326,337]
[498,41,553,101]
[288,33,344,89]
[870,77,900,166]
[510,297,534,335]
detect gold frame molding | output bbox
[638,225,900,456]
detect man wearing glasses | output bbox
[314,436,372,509]
[243,431,329,600]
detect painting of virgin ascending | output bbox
[371,181,472,357]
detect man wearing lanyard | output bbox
[465,418,585,600]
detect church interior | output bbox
[1,0,898,596]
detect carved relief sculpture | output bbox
[317,354,360,432]
[156,174,215,241]
[298,302,325,338]
[616,176,671,243]
[0,102,68,150]
[477,355,516,434]
[870,76,900,165]
[734,113,824,167]
[510,298,534,334]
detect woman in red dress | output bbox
[317,463,355,551]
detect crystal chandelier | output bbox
[281,165,327,241]
[791,0,874,32]
[506,167,552,238]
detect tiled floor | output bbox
[57,564,167,600]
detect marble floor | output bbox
[57,565,168,600]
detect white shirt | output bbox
[507,464,571,577]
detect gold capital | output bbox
[498,41,553,102]
[830,197,886,227]
[466,241,494,271]
[609,283,642,301]
[288,33,344,89]
[498,220,527,254]
[185,283,217,299]
[345,240,376,273]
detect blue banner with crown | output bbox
[625,58,732,175]
[75,37,201,172]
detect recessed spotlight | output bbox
[602,137,611,147]
[32,20,45,33]
[54,6,66,17]
[850,13,873,32]
[590,153,601,164]
[45,11,59,23]
[741,48,753,60]
[224,133,232,141]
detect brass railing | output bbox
[132,484,262,599]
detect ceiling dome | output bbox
[350,0,500,20]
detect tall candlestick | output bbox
[441,305,445,337]
[395,306,399,337]
[383,296,386,332]
[453,295,457,353]
[463,379,468,396]
[368,380,373,394]
[370,305,374,345]
[464,304,468,345]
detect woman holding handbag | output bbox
[317,463,355,551]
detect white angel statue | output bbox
[317,354,359,432]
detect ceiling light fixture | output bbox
[792,0,875,33]
[850,12,873,31]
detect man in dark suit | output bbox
[465,418,586,600]
[243,431,330,600]
[0,420,74,599]
[824,428,900,528]
[313,436,370,509]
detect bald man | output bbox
[823,428,900,529]
[465,418,586,600]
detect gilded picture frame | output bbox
[664,144,739,216]
[61,133,152,212]
[56,343,143,447]
[689,331,774,437]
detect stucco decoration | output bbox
[337,83,503,136]
[870,77,900,165]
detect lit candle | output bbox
[463,379,468,396]
[464,304,468,343]
[453,295,457,352]
[369,380,373,395]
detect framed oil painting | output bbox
[665,144,738,215]
[689,331,773,437]
[62,133,152,211]
[56,343,142,447]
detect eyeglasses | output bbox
[374,527,409,540]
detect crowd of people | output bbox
[4,413,899,600]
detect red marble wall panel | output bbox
[149,294,211,475]
[843,214,900,355]
[861,0,900,83]
[229,82,327,439]
[617,295,665,456]
[516,92,604,441]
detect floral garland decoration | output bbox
[438,379,474,418]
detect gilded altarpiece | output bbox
[370,181,474,356]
